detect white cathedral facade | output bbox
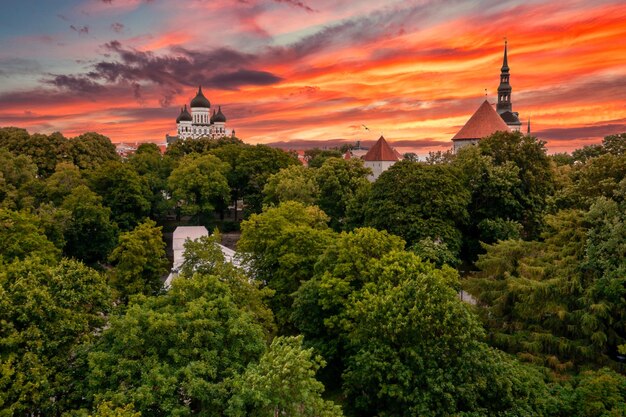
[169,86,232,143]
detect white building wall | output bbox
[453,139,479,154]
[365,160,397,182]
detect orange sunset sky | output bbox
[1,0,626,155]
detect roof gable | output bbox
[363,136,399,161]
[452,100,510,141]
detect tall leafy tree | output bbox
[292,227,405,382]
[128,143,174,220]
[364,160,469,254]
[89,161,152,231]
[85,272,266,416]
[43,162,86,206]
[227,336,343,417]
[0,258,111,416]
[168,153,231,224]
[235,145,298,215]
[108,219,169,300]
[62,132,119,171]
[315,157,371,231]
[0,128,66,177]
[477,131,555,238]
[179,234,276,336]
[466,188,626,371]
[0,148,38,210]
[263,164,319,206]
[238,201,335,331]
[62,185,118,265]
[0,208,60,263]
[341,251,555,416]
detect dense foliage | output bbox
[1,126,626,416]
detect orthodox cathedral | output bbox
[167,86,232,144]
[452,41,528,153]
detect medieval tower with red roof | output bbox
[451,41,525,153]
[362,136,401,181]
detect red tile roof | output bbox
[363,136,400,161]
[343,151,352,160]
[452,100,510,141]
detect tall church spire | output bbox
[496,39,512,115]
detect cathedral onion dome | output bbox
[210,109,216,124]
[190,85,211,108]
[213,106,226,123]
[176,105,192,123]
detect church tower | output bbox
[496,40,522,131]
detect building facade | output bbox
[452,41,527,153]
[362,136,401,181]
[496,40,522,131]
[168,86,230,144]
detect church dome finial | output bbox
[213,106,226,123]
[190,85,211,108]
[502,38,509,71]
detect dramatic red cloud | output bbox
[1,0,625,154]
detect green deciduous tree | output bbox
[0,128,67,177]
[108,219,169,300]
[341,251,554,416]
[234,145,298,215]
[168,153,231,224]
[364,160,469,254]
[477,131,555,238]
[238,202,335,331]
[179,234,276,336]
[305,149,342,168]
[0,258,111,416]
[85,272,266,417]
[0,148,38,210]
[315,157,371,231]
[62,185,118,265]
[44,162,86,206]
[227,336,343,417]
[263,164,319,206]
[89,161,152,231]
[62,132,119,171]
[292,228,405,380]
[128,143,174,220]
[0,208,60,263]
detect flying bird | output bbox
[362,124,370,131]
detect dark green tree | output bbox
[0,128,66,177]
[167,153,231,224]
[62,132,119,171]
[179,234,276,336]
[306,149,343,168]
[43,162,86,206]
[341,251,555,416]
[89,161,152,231]
[364,160,469,254]
[108,219,169,300]
[61,185,118,265]
[0,148,38,210]
[315,157,371,231]
[128,143,174,220]
[477,131,555,238]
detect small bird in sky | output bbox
[362,124,370,131]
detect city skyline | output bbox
[1,0,626,154]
